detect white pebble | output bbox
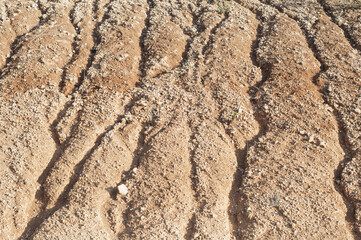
[117,184,128,196]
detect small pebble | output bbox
[117,184,128,196]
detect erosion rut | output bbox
[0,0,360,239]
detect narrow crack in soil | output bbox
[268,0,361,54]
[179,3,209,67]
[185,124,199,239]
[25,115,124,239]
[93,0,102,17]
[266,1,360,237]
[18,106,82,240]
[37,101,84,190]
[119,113,183,236]
[180,9,230,238]
[138,0,154,78]
[4,3,12,28]
[17,0,124,232]
[0,7,45,76]
[198,10,259,238]
[69,0,113,93]
[317,0,361,53]
[121,123,147,178]
[59,0,92,93]
[177,7,212,238]
[0,3,13,73]
[328,102,359,233]
[201,11,229,56]
[184,212,197,239]
[226,20,271,234]
[235,16,270,239]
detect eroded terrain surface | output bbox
[0,0,360,239]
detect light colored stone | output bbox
[117,184,128,196]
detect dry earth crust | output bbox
[0,0,360,239]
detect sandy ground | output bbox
[0,0,360,239]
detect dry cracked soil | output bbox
[0,0,361,239]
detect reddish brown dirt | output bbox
[0,0,360,239]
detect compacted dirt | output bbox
[0,0,360,239]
